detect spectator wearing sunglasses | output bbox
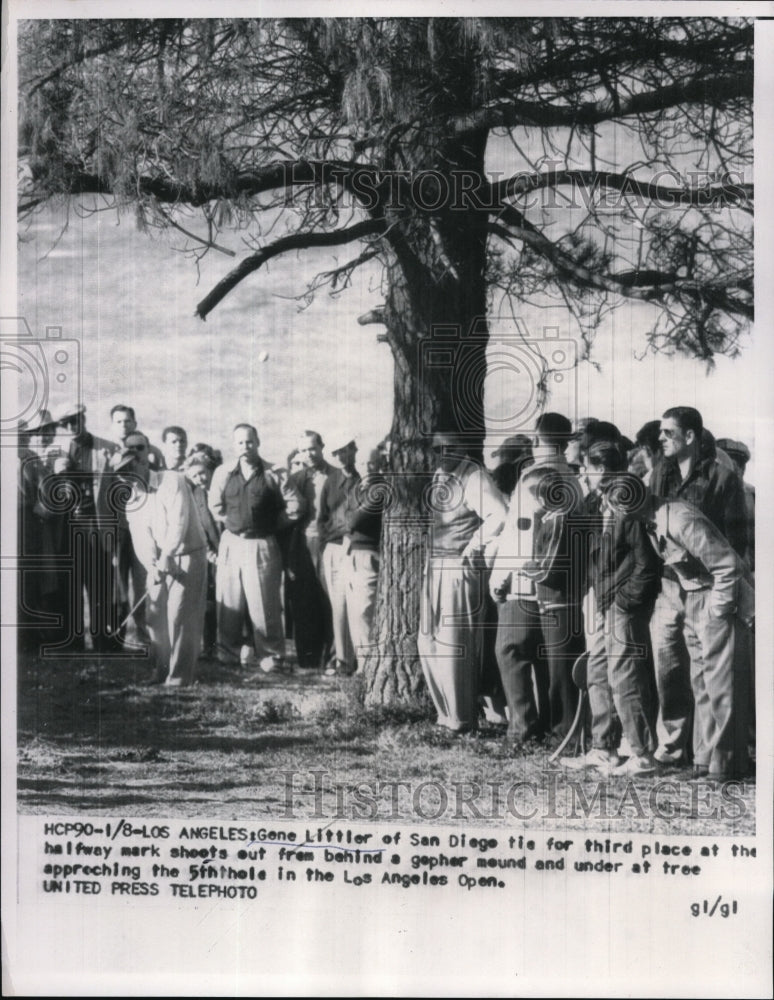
[649,406,747,766]
[604,482,753,780]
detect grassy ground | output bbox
[16,645,755,837]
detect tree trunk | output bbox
[362,133,491,707]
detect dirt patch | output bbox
[16,650,755,835]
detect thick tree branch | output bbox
[41,159,380,208]
[454,68,753,134]
[195,218,386,319]
[488,170,753,213]
[490,23,754,101]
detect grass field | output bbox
[17,646,756,836]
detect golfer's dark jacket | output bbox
[582,491,660,616]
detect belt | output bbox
[229,529,271,540]
[173,545,207,557]
[326,538,344,545]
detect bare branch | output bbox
[195,218,386,319]
[491,203,752,322]
[151,201,236,256]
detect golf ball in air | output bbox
[258,350,269,362]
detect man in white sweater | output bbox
[113,433,208,687]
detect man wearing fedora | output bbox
[40,403,118,652]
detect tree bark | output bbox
[362,134,491,707]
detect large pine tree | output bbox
[19,17,753,703]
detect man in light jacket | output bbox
[604,480,754,780]
[115,433,208,687]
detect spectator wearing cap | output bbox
[717,438,754,573]
[562,436,660,776]
[491,434,533,497]
[366,448,387,474]
[607,485,753,780]
[491,435,585,746]
[565,417,599,473]
[715,437,756,764]
[419,432,507,732]
[114,435,208,686]
[29,409,56,462]
[47,404,118,652]
[634,420,662,487]
[16,421,57,650]
[290,431,335,670]
[317,436,361,675]
[342,451,388,671]
[649,406,747,766]
[184,451,221,656]
[702,429,736,474]
[208,423,303,672]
